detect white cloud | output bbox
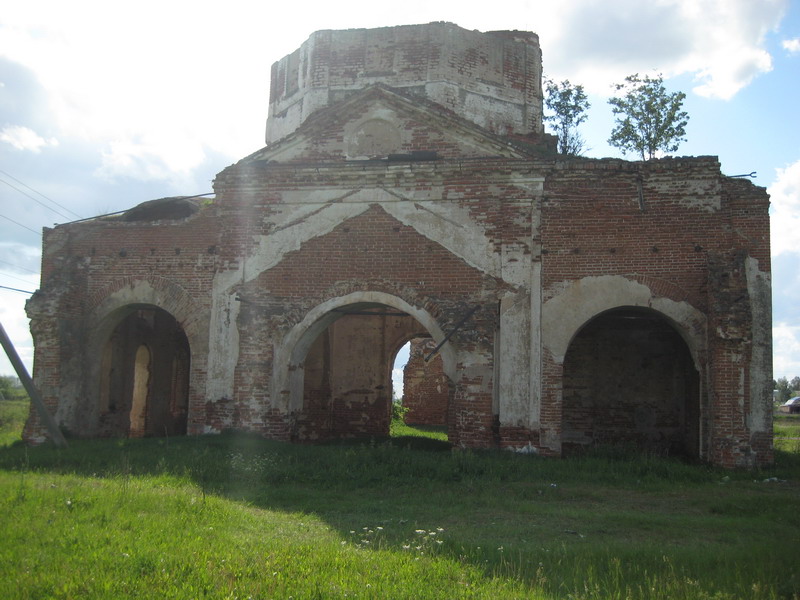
[769,159,800,257]
[689,45,773,100]
[783,38,800,53]
[392,368,405,399]
[541,0,787,99]
[0,0,788,197]
[0,125,58,152]
[95,135,208,190]
[0,1,269,183]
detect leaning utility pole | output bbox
[0,320,68,448]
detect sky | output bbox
[1,0,799,392]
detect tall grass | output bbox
[0,399,29,446]
[1,427,798,599]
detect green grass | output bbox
[775,413,800,437]
[0,399,29,447]
[774,414,800,453]
[389,420,449,443]
[1,422,798,599]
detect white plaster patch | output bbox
[542,275,706,364]
[501,243,531,288]
[206,292,240,401]
[344,108,405,159]
[382,201,500,278]
[745,255,773,434]
[666,177,721,212]
[497,292,532,427]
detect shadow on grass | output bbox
[322,434,451,452]
[2,431,799,597]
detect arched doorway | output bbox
[561,307,700,457]
[97,306,190,437]
[285,298,455,442]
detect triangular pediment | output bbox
[245,203,508,290]
[244,85,538,164]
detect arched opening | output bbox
[561,307,700,458]
[97,306,190,437]
[290,301,453,442]
[392,341,411,402]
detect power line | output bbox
[0,214,40,235]
[0,271,37,286]
[0,168,83,220]
[0,177,76,222]
[0,259,38,275]
[0,284,34,294]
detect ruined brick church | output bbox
[24,22,773,468]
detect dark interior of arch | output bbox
[294,303,445,442]
[562,307,700,458]
[98,307,190,438]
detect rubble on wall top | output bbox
[117,196,202,222]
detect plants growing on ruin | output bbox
[608,73,689,160]
[544,78,591,155]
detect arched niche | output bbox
[95,306,190,438]
[561,307,700,457]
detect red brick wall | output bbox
[268,23,543,139]
[403,338,450,426]
[228,202,501,444]
[540,157,771,467]
[562,309,700,456]
[27,153,771,467]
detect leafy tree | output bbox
[0,375,26,401]
[775,377,792,403]
[790,376,800,393]
[608,73,689,160]
[544,78,591,156]
[0,375,14,400]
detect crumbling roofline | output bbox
[49,193,215,228]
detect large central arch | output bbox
[272,292,457,441]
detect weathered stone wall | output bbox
[538,157,772,467]
[24,23,772,468]
[24,202,217,442]
[207,158,520,446]
[562,309,700,456]
[267,22,543,143]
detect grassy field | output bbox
[0,399,29,446]
[0,405,798,599]
[775,414,800,452]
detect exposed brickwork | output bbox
[24,23,772,468]
[562,310,700,456]
[542,158,723,309]
[267,23,543,143]
[403,338,450,426]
